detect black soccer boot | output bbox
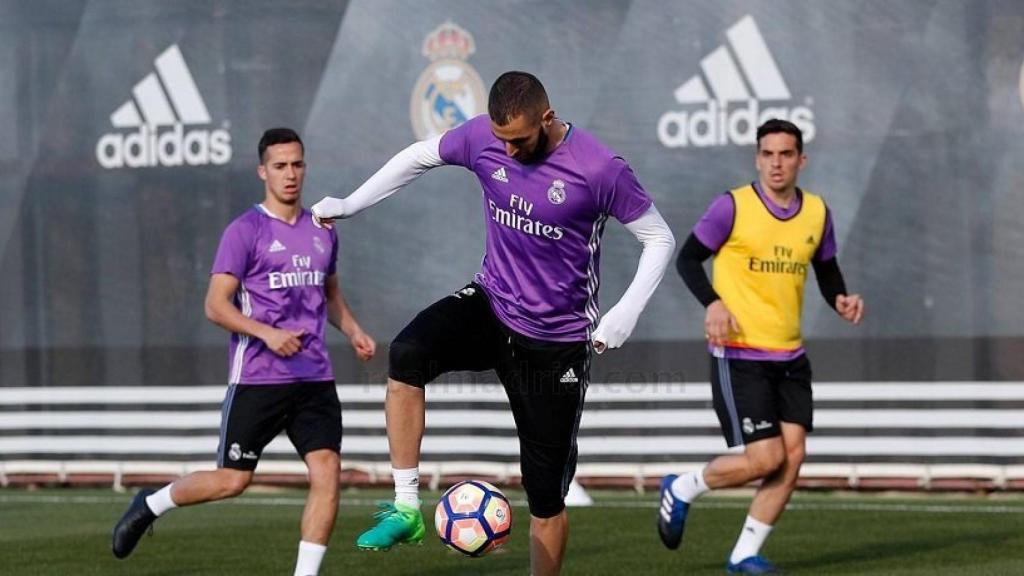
[111,488,157,558]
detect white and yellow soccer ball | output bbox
[434,480,513,556]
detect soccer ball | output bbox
[434,480,513,556]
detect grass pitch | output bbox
[2,487,1022,575]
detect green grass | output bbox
[2,487,1023,575]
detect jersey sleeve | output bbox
[692,192,736,253]
[439,114,489,169]
[814,206,838,261]
[600,159,654,224]
[211,218,254,278]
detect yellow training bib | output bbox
[712,184,826,351]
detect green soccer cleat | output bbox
[356,501,426,551]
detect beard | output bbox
[518,128,550,165]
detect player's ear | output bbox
[257,164,268,182]
[541,108,555,126]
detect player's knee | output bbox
[305,450,340,484]
[520,456,570,518]
[785,442,806,468]
[748,443,785,478]
[219,469,253,497]
[524,488,565,519]
[388,339,433,388]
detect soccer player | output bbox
[111,128,376,576]
[660,119,864,574]
[311,71,675,575]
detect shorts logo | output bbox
[560,367,578,383]
[228,442,242,461]
[742,417,755,436]
[547,179,567,205]
[313,236,325,254]
[454,286,476,298]
[755,420,773,431]
[410,22,487,140]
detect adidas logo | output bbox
[96,44,232,169]
[657,15,815,148]
[560,368,578,384]
[269,239,287,253]
[491,166,509,183]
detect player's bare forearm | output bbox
[325,276,376,361]
[325,276,367,338]
[204,274,274,341]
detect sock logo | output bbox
[658,15,815,148]
[96,44,232,169]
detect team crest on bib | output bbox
[547,179,566,205]
[410,22,487,140]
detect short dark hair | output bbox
[488,71,549,126]
[756,119,803,153]
[258,127,303,163]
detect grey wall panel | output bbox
[1,0,1023,386]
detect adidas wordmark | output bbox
[96,44,232,169]
[658,15,815,148]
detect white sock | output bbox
[293,541,326,576]
[392,467,420,508]
[671,469,709,503]
[729,515,773,564]
[145,484,178,517]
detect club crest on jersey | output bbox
[410,21,487,140]
[313,236,326,254]
[547,179,566,205]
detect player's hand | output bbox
[705,300,740,347]
[263,328,305,357]
[836,294,864,324]
[350,330,376,362]
[591,305,639,354]
[311,212,334,229]
[311,197,346,229]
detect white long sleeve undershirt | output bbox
[591,205,676,351]
[311,136,443,220]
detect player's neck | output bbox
[261,199,301,224]
[757,179,797,209]
[544,121,570,155]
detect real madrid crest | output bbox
[547,179,566,205]
[410,22,487,140]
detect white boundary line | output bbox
[2,494,1022,514]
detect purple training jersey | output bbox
[211,205,338,384]
[440,114,653,342]
[693,181,837,361]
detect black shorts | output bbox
[216,381,342,470]
[389,283,589,518]
[710,355,812,448]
